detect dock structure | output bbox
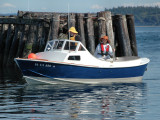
[0,11,137,66]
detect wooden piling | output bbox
[50,13,60,40]
[7,24,19,66]
[22,25,36,58]
[0,24,8,65]
[97,12,106,39]
[16,24,26,58]
[69,13,75,28]
[44,19,51,46]
[104,11,115,50]
[3,24,14,66]
[32,24,41,53]
[38,21,50,51]
[0,24,2,35]
[20,25,30,57]
[113,15,132,57]
[76,13,86,46]
[36,24,44,52]
[0,24,4,65]
[122,15,132,56]
[85,13,95,54]
[32,24,43,53]
[126,14,138,56]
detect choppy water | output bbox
[0,27,160,120]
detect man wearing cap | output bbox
[69,27,81,42]
[94,35,113,60]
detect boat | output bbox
[14,39,150,84]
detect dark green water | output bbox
[0,27,159,120]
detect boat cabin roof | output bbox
[44,39,87,52]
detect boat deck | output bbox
[113,56,140,62]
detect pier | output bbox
[0,11,138,66]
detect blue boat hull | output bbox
[15,59,148,80]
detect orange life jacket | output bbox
[100,43,109,55]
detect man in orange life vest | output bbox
[94,36,113,60]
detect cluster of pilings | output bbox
[0,11,138,67]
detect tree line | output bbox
[105,6,160,26]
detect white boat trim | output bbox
[15,57,149,68]
[24,76,143,85]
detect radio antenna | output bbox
[67,3,71,51]
[28,0,30,11]
[68,3,70,40]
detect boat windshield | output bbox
[45,41,54,51]
[53,41,64,49]
[64,41,77,51]
[44,39,86,52]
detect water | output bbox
[0,27,160,120]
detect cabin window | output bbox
[49,41,54,46]
[53,41,59,49]
[68,56,81,61]
[46,41,54,51]
[64,41,77,51]
[78,45,86,51]
[46,45,52,51]
[57,41,64,49]
[53,41,64,49]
